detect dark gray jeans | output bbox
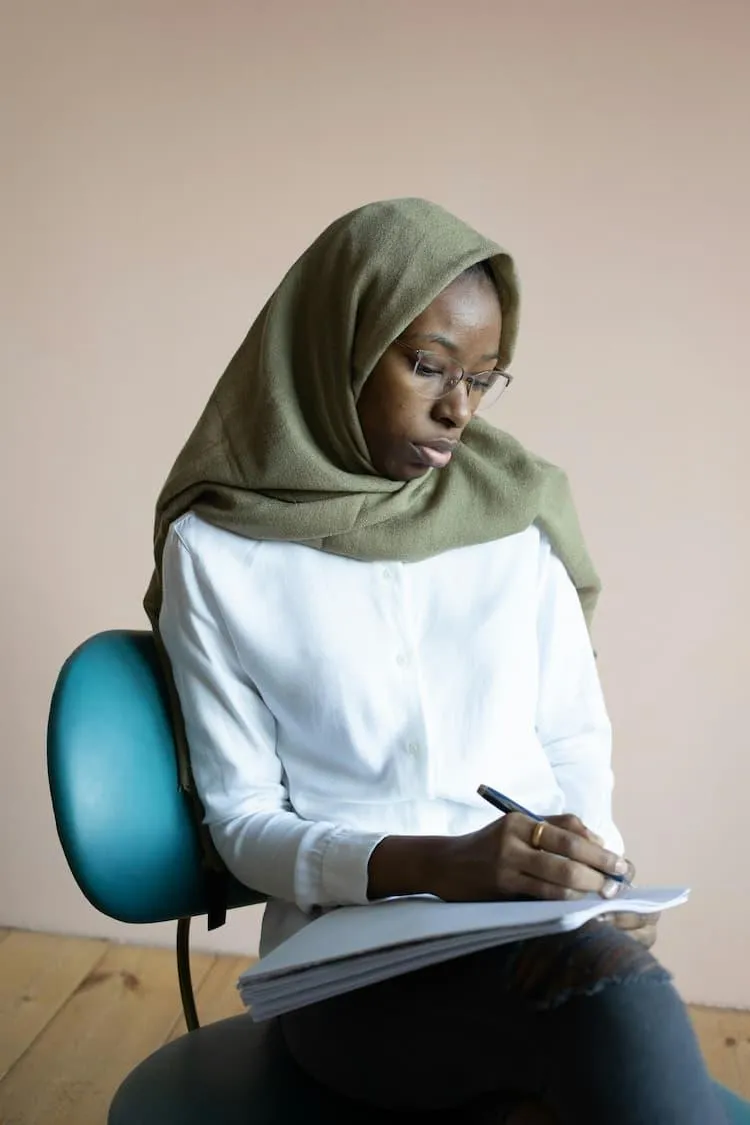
[280,921,727,1123]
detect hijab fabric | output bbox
[145,198,600,633]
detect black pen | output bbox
[477,783,632,886]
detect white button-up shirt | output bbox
[160,513,623,954]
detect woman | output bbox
[147,199,726,1123]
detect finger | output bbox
[626,923,658,949]
[547,813,604,846]
[637,925,658,950]
[521,818,631,882]
[610,912,645,930]
[602,915,659,948]
[611,912,661,930]
[520,847,623,898]
[498,869,587,903]
[545,817,637,882]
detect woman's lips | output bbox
[410,443,454,469]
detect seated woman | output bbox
[148,198,726,1123]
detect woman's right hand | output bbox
[426,813,633,903]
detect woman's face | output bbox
[357,272,503,481]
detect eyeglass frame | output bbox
[392,339,514,405]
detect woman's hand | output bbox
[426,812,632,903]
[606,911,660,949]
[367,814,634,904]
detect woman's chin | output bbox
[390,461,431,482]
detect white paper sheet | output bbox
[238,886,689,1021]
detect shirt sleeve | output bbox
[158,526,386,912]
[536,537,625,855]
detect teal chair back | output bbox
[47,629,263,924]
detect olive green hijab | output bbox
[145,197,600,629]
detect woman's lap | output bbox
[280,922,727,1123]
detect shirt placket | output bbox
[381,562,431,797]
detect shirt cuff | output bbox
[294,823,387,910]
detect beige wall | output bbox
[1,0,748,1004]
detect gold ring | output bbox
[530,821,546,850]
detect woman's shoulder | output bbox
[167,512,263,570]
[166,513,328,581]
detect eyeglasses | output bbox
[393,340,513,411]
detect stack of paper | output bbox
[238,885,689,1021]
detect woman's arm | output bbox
[159,526,385,911]
[536,538,624,854]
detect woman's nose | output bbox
[430,381,473,429]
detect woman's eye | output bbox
[415,362,444,378]
[467,372,502,394]
[466,377,491,393]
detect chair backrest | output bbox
[48,629,263,924]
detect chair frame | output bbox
[177,917,200,1031]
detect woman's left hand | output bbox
[609,911,661,949]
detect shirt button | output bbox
[407,742,420,756]
[396,653,410,668]
[382,567,393,581]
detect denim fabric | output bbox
[280,923,727,1123]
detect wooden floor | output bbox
[0,927,748,1124]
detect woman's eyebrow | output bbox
[408,331,500,364]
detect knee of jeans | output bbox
[505,921,672,1011]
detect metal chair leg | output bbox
[176,916,200,1032]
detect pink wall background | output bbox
[1,0,748,1004]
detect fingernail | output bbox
[620,859,636,884]
[615,858,629,876]
[602,879,621,899]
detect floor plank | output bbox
[0,931,108,1082]
[717,1008,750,1100]
[0,942,214,1125]
[0,928,747,1123]
[690,1006,743,1094]
[166,954,251,1042]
